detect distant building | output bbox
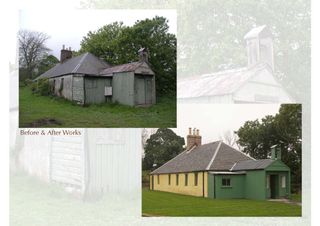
[36,47,156,106]
[150,128,291,200]
[178,25,293,103]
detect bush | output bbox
[30,78,51,96]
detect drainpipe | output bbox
[202,171,205,197]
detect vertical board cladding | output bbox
[86,129,141,196]
[213,174,246,199]
[151,171,208,197]
[18,135,51,182]
[134,74,156,105]
[245,170,266,200]
[50,135,85,192]
[72,75,85,104]
[112,72,135,106]
[84,77,112,104]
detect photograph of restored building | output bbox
[149,128,291,200]
[36,47,156,106]
[177,26,293,104]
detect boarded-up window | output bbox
[185,174,188,186]
[194,172,198,186]
[168,174,171,185]
[176,174,179,186]
[281,176,286,188]
[222,178,231,187]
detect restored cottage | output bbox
[178,25,293,103]
[36,47,156,106]
[150,128,291,200]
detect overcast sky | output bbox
[19,9,176,59]
[171,104,280,144]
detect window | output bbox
[266,175,270,189]
[168,174,171,185]
[176,174,179,185]
[194,173,198,186]
[157,175,160,184]
[222,178,231,187]
[281,176,286,188]
[185,174,188,186]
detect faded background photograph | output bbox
[9,0,311,226]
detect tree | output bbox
[79,17,176,97]
[142,128,185,170]
[19,30,50,79]
[36,54,59,77]
[219,130,240,149]
[236,104,302,192]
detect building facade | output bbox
[150,129,291,200]
[36,47,156,106]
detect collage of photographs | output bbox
[7,0,312,226]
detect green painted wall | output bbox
[245,170,266,200]
[112,72,135,106]
[212,174,246,199]
[84,77,112,104]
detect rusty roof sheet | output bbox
[177,63,269,99]
[99,61,154,76]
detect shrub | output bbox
[30,78,51,96]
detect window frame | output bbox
[157,175,160,184]
[281,175,286,188]
[168,174,171,185]
[194,172,198,186]
[185,173,188,186]
[222,177,231,187]
[176,174,179,186]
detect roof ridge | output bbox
[206,141,222,170]
[72,53,88,73]
[221,142,255,160]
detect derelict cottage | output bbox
[150,128,291,200]
[36,47,156,106]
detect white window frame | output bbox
[281,175,286,188]
[266,175,270,189]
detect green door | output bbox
[270,174,279,198]
[145,78,152,104]
[136,77,146,105]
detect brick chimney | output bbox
[138,47,149,63]
[60,45,72,63]
[186,127,202,150]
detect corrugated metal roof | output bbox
[231,159,274,171]
[99,61,155,76]
[99,62,142,75]
[150,141,253,174]
[36,52,111,79]
[177,63,268,99]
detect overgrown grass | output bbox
[142,188,301,216]
[10,172,138,226]
[19,86,176,127]
[290,193,302,202]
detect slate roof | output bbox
[150,141,253,174]
[36,52,111,80]
[100,62,142,75]
[177,63,270,99]
[231,159,274,171]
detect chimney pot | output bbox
[187,128,202,150]
[138,47,149,63]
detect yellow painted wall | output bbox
[150,172,208,197]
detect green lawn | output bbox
[19,86,176,127]
[142,188,301,216]
[10,172,138,226]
